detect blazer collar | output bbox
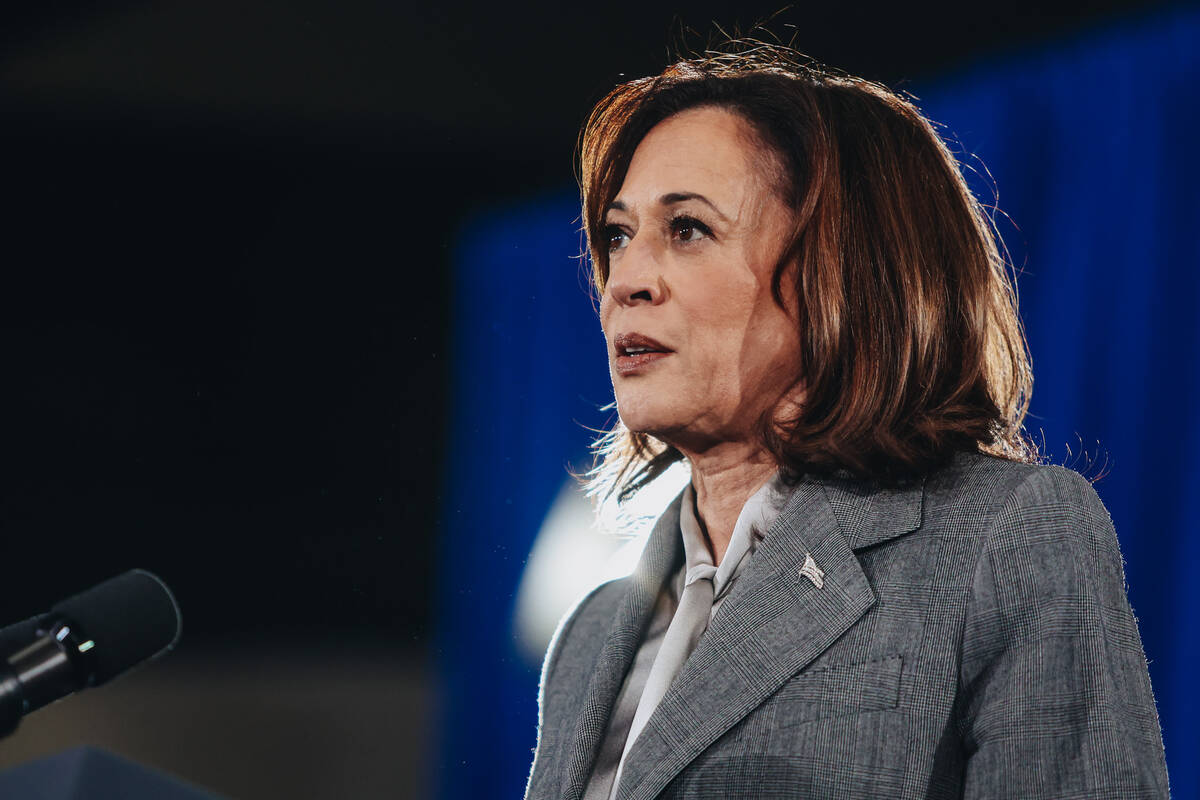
[557,490,685,800]
[558,471,926,800]
[817,472,925,551]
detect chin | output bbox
[615,394,688,439]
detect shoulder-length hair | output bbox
[579,41,1036,501]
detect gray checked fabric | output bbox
[597,474,790,800]
[523,450,1170,800]
[612,523,714,796]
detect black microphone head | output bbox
[51,569,181,685]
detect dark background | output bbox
[0,0,1173,646]
[0,1,1187,797]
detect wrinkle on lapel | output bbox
[559,490,686,800]
[614,480,880,800]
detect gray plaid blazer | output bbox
[523,451,1169,799]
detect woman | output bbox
[524,42,1169,799]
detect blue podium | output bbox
[0,747,224,799]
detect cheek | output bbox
[686,281,759,349]
[688,281,798,385]
[598,293,614,340]
[678,307,758,398]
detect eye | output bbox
[669,214,713,245]
[603,223,630,252]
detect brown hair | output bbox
[580,41,1036,500]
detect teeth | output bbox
[626,347,650,354]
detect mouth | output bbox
[614,332,674,375]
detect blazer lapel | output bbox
[558,490,686,800]
[614,475,925,800]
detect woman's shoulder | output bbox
[921,450,1119,561]
[927,450,1110,522]
[542,577,629,672]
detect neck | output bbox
[681,441,776,566]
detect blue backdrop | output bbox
[436,8,1200,798]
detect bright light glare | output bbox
[513,462,690,665]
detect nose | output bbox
[605,242,667,308]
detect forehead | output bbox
[617,106,768,204]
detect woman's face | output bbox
[599,106,803,455]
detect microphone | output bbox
[0,569,181,738]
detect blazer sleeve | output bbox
[957,466,1170,798]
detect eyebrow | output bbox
[606,192,729,222]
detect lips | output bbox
[614,332,674,375]
[615,332,672,356]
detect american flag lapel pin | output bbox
[799,553,825,589]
